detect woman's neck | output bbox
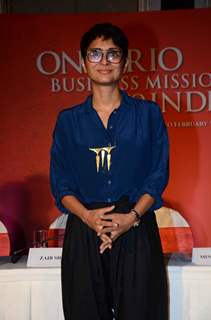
[92,86,121,113]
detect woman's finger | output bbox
[99,241,112,254]
[98,226,118,236]
[99,206,115,217]
[100,234,112,243]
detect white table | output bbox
[168,259,211,320]
[0,257,64,320]
[0,256,211,320]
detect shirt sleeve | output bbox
[136,103,169,210]
[50,112,77,214]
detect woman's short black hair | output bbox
[80,22,129,62]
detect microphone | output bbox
[11,233,65,264]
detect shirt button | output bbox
[108,180,112,185]
[107,198,111,203]
[109,125,113,129]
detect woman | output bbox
[50,22,169,320]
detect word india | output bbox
[36,47,211,113]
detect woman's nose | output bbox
[100,53,109,65]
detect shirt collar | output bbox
[84,90,131,114]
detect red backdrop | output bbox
[0,9,211,252]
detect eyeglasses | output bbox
[86,48,123,64]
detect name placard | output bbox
[192,247,211,265]
[27,247,62,267]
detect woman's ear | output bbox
[81,58,87,73]
[123,58,129,74]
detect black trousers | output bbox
[61,196,168,320]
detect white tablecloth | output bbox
[0,256,211,320]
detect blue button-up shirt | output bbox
[50,91,169,214]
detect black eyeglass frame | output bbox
[86,48,124,64]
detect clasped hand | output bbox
[84,205,136,254]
